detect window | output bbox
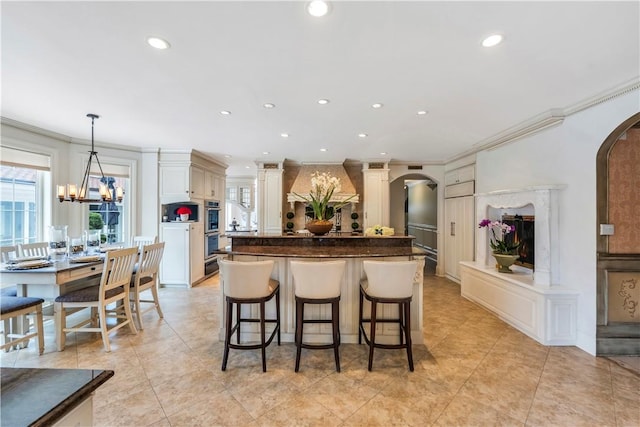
[87,175,128,244]
[0,164,47,246]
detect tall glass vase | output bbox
[49,225,68,258]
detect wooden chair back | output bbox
[18,242,49,258]
[131,235,158,251]
[0,246,17,263]
[100,247,138,296]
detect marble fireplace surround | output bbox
[461,185,580,345]
[476,185,564,287]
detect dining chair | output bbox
[0,296,45,355]
[18,242,49,258]
[54,247,138,352]
[1,245,21,350]
[131,235,158,251]
[129,242,165,329]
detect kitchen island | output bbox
[1,368,113,426]
[219,233,426,344]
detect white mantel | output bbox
[475,185,565,287]
[461,185,579,346]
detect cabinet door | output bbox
[262,171,282,233]
[160,166,190,200]
[204,171,215,198]
[160,223,190,286]
[444,196,475,281]
[190,167,205,199]
[190,222,204,283]
[363,170,387,229]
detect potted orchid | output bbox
[479,219,521,273]
[294,171,354,235]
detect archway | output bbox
[596,112,640,355]
[390,173,439,275]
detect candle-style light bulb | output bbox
[57,185,66,202]
[68,184,77,201]
[116,187,124,202]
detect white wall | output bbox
[474,89,640,354]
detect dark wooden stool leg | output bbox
[295,298,304,372]
[236,302,241,344]
[398,302,404,345]
[276,288,281,345]
[368,300,377,372]
[222,300,233,371]
[260,300,267,372]
[332,299,340,372]
[404,301,414,372]
[358,289,364,344]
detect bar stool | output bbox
[290,260,346,372]
[0,296,45,355]
[219,259,280,372]
[359,260,419,372]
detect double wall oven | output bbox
[205,200,220,275]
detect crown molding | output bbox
[447,77,640,163]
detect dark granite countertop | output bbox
[1,368,114,427]
[219,233,426,258]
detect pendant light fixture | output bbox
[57,113,124,203]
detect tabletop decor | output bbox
[176,206,192,221]
[478,218,520,272]
[364,225,394,236]
[295,171,354,235]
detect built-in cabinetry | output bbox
[257,162,283,234]
[362,162,390,230]
[444,164,475,282]
[158,150,227,286]
[160,222,204,287]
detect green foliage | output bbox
[89,212,104,230]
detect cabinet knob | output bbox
[185,190,189,194]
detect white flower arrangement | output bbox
[364,224,395,236]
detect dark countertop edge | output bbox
[214,248,427,258]
[31,369,114,427]
[227,234,414,239]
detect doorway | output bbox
[596,112,640,355]
[390,174,438,275]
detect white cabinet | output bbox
[445,164,475,186]
[160,222,204,287]
[205,171,226,200]
[257,165,283,233]
[444,196,475,282]
[160,165,205,202]
[362,165,390,230]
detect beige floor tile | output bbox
[167,389,255,426]
[254,394,341,427]
[614,394,640,427]
[434,395,524,427]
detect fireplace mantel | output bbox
[461,185,578,346]
[476,185,565,287]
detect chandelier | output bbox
[57,113,124,203]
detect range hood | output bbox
[287,164,359,208]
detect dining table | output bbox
[0,256,105,351]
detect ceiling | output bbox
[2,1,638,176]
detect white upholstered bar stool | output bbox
[359,260,419,372]
[290,260,346,372]
[219,259,281,372]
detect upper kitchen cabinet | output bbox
[444,164,475,186]
[362,162,390,230]
[204,170,225,200]
[159,150,227,204]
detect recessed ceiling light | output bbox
[380,152,387,155]
[280,133,289,138]
[482,34,503,47]
[146,36,170,50]
[263,103,275,108]
[263,151,270,155]
[224,154,232,158]
[320,148,328,152]
[307,0,329,17]
[317,99,330,105]
[372,103,383,109]
[358,133,368,138]
[417,110,428,115]
[245,166,251,169]
[220,110,231,115]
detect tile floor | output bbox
[1,273,639,426]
